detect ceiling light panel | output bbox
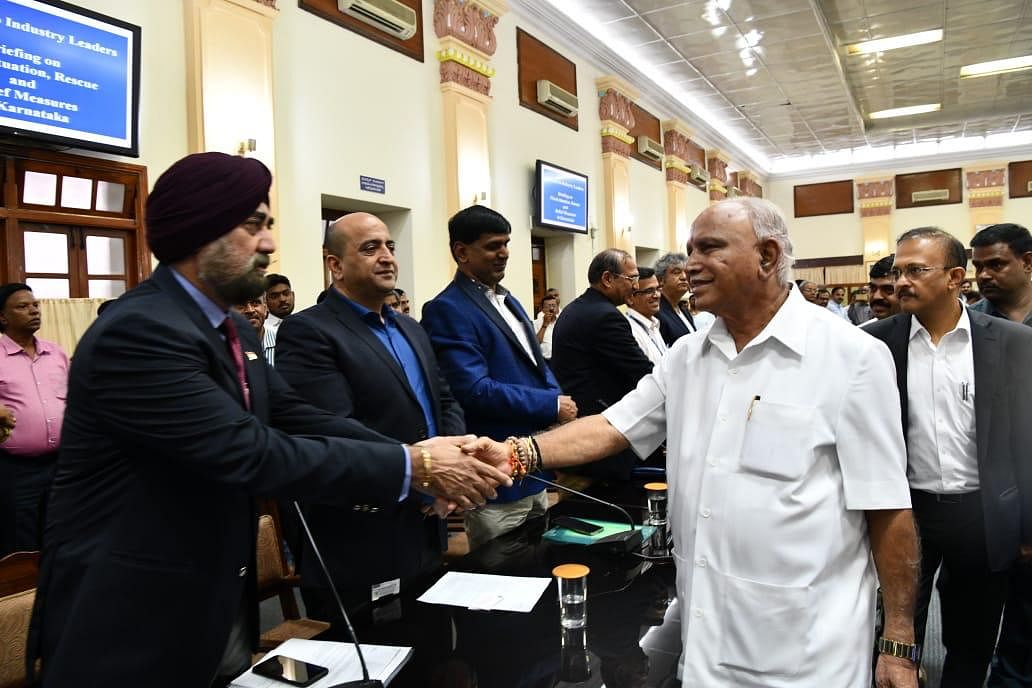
[960,55,1032,78]
[868,103,941,119]
[846,29,942,55]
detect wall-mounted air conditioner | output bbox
[689,164,710,184]
[338,0,417,40]
[637,136,663,161]
[911,189,950,203]
[536,80,579,118]
[1027,180,1032,193]
[726,186,742,198]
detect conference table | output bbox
[318,482,683,688]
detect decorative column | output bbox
[857,179,894,265]
[965,166,1007,243]
[183,0,280,264]
[662,119,693,252]
[434,0,507,218]
[596,76,638,253]
[707,151,729,203]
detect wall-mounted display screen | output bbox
[534,159,588,233]
[0,0,140,156]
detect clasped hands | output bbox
[409,435,519,518]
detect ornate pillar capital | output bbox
[856,179,894,217]
[966,166,1007,208]
[434,0,506,97]
[596,76,638,157]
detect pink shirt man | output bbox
[0,334,69,456]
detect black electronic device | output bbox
[553,515,603,536]
[525,474,644,555]
[252,655,329,686]
[293,502,386,688]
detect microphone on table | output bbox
[293,501,384,688]
[523,473,644,555]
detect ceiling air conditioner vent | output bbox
[338,0,417,40]
[536,80,579,118]
[911,189,950,203]
[637,136,663,161]
[689,164,710,183]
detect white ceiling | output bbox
[529,0,1032,174]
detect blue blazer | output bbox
[422,273,560,502]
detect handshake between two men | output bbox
[405,435,521,518]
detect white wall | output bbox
[626,155,666,252]
[768,158,1032,260]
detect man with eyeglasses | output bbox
[865,226,1032,687]
[552,249,653,480]
[858,255,901,328]
[624,267,667,366]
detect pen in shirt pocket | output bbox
[747,395,761,421]
[961,382,970,401]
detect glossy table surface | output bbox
[321,491,683,688]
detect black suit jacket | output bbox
[656,296,696,346]
[551,288,654,479]
[865,308,1032,571]
[275,289,465,597]
[30,266,405,687]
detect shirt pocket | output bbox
[718,574,814,679]
[739,400,816,481]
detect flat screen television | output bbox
[0,0,141,156]
[534,159,588,234]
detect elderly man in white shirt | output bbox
[467,197,919,688]
[624,267,667,366]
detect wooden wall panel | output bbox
[685,140,705,169]
[628,103,661,170]
[300,0,423,62]
[793,179,854,217]
[517,28,578,131]
[1009,160,1032,199]
[895,168,962,209]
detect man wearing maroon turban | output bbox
[28,152,509,687]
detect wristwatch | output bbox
[877,637,921,664]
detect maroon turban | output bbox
[146,152,272,263]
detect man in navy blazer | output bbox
[422,206,577,549]
[865,227,1032,686]
[27,154,509,688]
[276,213,466,618]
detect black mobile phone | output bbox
[554,515,603,535]
[251,655,329,686]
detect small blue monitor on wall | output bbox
[535,159,588,234]
[0,0,141,156]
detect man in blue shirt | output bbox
[277,212,467,621]
[423,206,576,549]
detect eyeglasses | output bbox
[632,287,661,296]
[888,265,948,281]
[612,273,640,283]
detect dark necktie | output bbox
[219,317,251,410]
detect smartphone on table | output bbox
[251,654,329,686]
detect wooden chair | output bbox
[0,552,39,688]
[255,501,329,651]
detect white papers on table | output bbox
[230,638,412,687]
[416,571,551,612]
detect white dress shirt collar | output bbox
[705,286,808,361]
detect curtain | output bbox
[824,265,868,285]
[792,267,825,285]
[37,299,104,356]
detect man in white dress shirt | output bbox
[468,197,919,687]
[624,267,667,366]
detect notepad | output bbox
[416,571,551,612]
[230,638,412,687]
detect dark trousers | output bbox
[0,449,57,556]
[912,489,1008,688]
[988,557,1032,687]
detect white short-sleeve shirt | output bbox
[603,286,911,686]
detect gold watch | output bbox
[877,637,921,664]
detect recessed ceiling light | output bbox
[868,103,941,119]
[960,55,1032,78]
[846,29,943,56]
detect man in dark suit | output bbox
[865,227,1032,687]
[654,252,696,345]
[276,212,466,616]
[967,223,1032,687]
[27,153,509,688]
[551,249,653,480]
[422,206,576,549]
